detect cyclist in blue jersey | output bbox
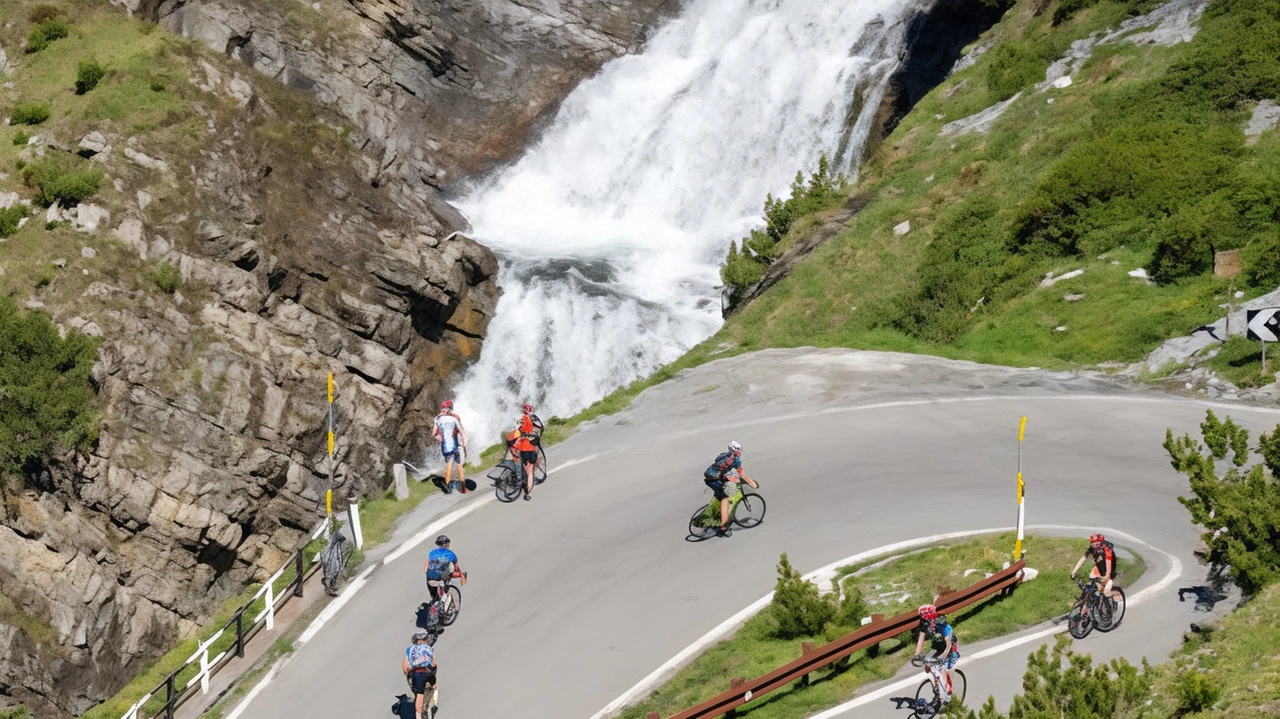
[424,535,465,604]
[913,604,960,702]
[401,631,437,719]
[702,441,757,538]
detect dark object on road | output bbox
[1178,585,1227,611]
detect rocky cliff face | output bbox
[0,15,496,716]
[117,0,680,194]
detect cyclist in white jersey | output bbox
[433,400,468,494]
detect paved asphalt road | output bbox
[234,350,1280,719]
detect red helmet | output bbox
[1089,533,1105,545]
[918,604,938,620]
[440,399,453,410]
[522,403,534,414]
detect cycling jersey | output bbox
[704,451,741,481]
[513,415,537,452]
[434,412,462,454]
[426,547,458,579]
[918,616,959,655]
[1088,542,1116,578]
[406,643,434,669]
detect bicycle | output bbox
[420,570,467,628]
[911,654,967,716]
[688,480,766,539]
[1068,577,1127,639]
[320,523,352,596]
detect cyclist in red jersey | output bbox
[513,403,539,501]
[1071,533,1120,601]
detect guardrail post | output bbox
[295,550,305,598]
[798,642,815,686]
[235,610,245,658]
[165,673,176,719]
[646,714,661,719]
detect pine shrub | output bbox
[10,102,51,126]
[151,263,182,294]
[20,155,104,206]
[0,206,27,238]
[76,59,106,95]
[25,18,69,54]
[770,553,837,639]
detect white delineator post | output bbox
[347,493,363,550]
[1014,416,1027,560]
[393,463,410,500]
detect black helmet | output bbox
[435,535,450,547]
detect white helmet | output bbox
[728,441,742,454]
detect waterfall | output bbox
[450,0,922,447]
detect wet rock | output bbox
[940,92,1021,136]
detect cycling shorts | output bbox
[1088,566,1114,589]
[441,447,461,463]
[705,479,729,501]
[938,649,960,669]
[519,449,539,465]
[408,668,436,694]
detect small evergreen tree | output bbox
[1164,410,1280,595]
[770,552,837,638]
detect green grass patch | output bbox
[9,101,51,125]
[357,476,441,548]
[0,590,58,645]
[1204,335,1278,388]
[618,533,1145,719]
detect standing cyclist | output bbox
[424,535,465,605]
[914,604,960,703]
[513,403,540,501]
[702,441,758,537]
[1072,533,1120,602]
[432,400,468,494]
[402,631,437,719]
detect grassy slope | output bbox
[620,533,1146,719]
[714,0,1278,371]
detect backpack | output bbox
[704,451,734,480]
[1093,540,1118,576]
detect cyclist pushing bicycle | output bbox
[913,604,960,703]
[702,441,758,538]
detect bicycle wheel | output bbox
[534,446,547,484]
[689,505,718,539]
[953,669,966,704]
[915,679,941,715]
[1096,587,1126,632]
[495,468,522,503]
[733,493,766,528]
[440,586,463,626]
[1067,600,1093,639]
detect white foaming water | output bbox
[451,0,921,447]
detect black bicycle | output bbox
[319,524,351,596]
[1068,577,1127,639]
[688,481,766,539]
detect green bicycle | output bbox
[688,481,766,539]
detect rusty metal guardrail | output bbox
[118,517,334,719]
[649,559,1027,719]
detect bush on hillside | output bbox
[1176,670,1222,714]
[0,206,28,239]
[76,59,107,95]
[10,102,51,126]
[1242,232,1280,288]
[770,553,837,639]
[25,18,69,54]
[12,130,30,146]
[20,154,104,206]
[985,42,1053,101]
[961,635,1151,719]
[150,263,182,294]
[0,298,99,492]
[1164,410,1280,596]
[720,156,847,310]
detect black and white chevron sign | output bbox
[1246,307,1280,342]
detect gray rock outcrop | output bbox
[127,0,680,194]
[0,39,496,719]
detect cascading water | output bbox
[450,0,923,447]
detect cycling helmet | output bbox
[1089,533,1105,545]
[522,403,534,414]
[435,535,450,547]
[412,631,430,643]
[440,399,453,410]
[728,440,743,455]
[918,604,938,619]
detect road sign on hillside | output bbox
[1246,308,1280,342]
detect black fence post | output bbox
[294,550,305,598]
[236,610,245,658]
[165,673,176,719]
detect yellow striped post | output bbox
[326,373,336,518]
[1014,416,1027,559]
